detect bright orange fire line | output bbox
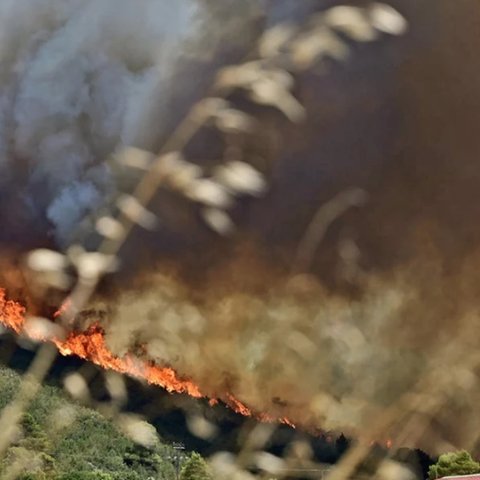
[0,288,203,397]
[0,288,295,426]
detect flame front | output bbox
[0,289,203,397]
[55,323,204,398]
[0,289,265,419]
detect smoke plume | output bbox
[0,0,196,245]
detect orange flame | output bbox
[55,323,204,398]
[0,289,27,334]
[0,289,202,397]
[369,439,393,450]
[0,289,295,425]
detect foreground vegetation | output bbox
[0,367,202,479]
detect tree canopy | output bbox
[180,452,212,480]
[428,451,480,480]
[0,367,181,479]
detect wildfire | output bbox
[0,289,203,397]
[370,439,393,450]
[0,289,25,334]
[0,288,279,422]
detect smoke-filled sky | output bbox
[2,0,480,453]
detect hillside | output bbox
[0,367,181,479]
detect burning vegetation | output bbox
[0,288,301,428]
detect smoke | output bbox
[100,244,480,447]
[98,0,480,448]
[2,0,480,451]
[0,0,195,245]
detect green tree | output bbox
[428,451,480,480]
[0,367,179,479]
[180,453,212,480]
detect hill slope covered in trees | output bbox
[0,367,183,479]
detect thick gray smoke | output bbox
[0,0,194,244]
